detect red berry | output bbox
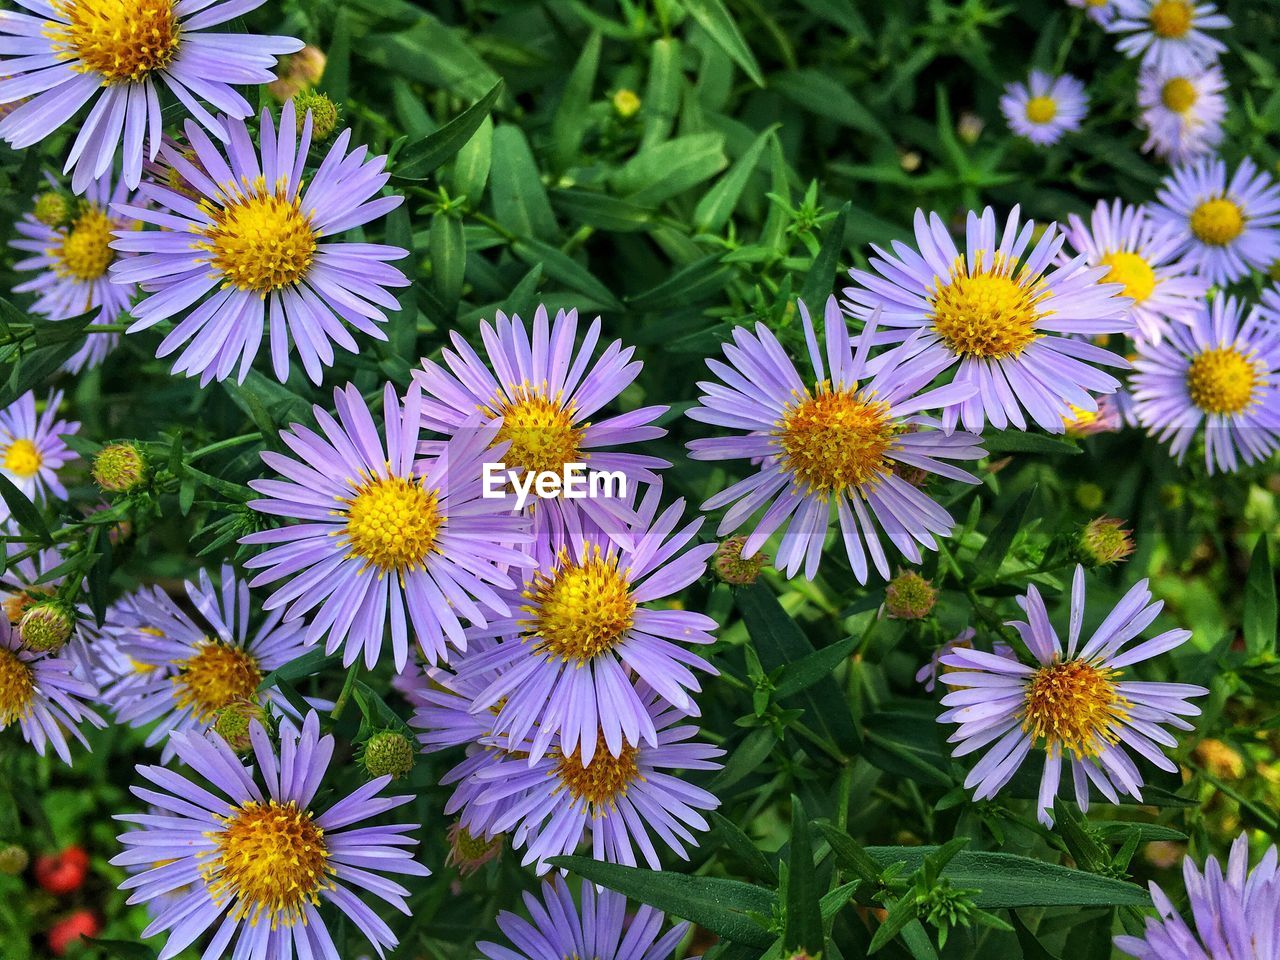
[47,910,98,956]
[34,846,90,895]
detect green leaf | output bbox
[551,189,656,233]
[685,0,765,87]
[976,484,1037,571]
[773,635,857,699]
[641,38,683,149]
[549,857,776,948]
[1010,911,1063,960]
[87,938,159,960]
[868,894,920,954]
[611,133,727,206]
[511,239,622,310]
[491,125,559,240]
[797,201,850,313]
[451,115,493,203]
[430,214,466,309]
[784,796,823,954]
[0,473,52,545]
[695,125,778,232]
[711,727,777,790]
[816,821,882,882]
[773,70,889,141]
[552,31,602,168]
[1243,536,1276,658]
[258,648,338,692]
[393,79,504,181]
[322,8,351,104]
[860,847,1151,908]
[709,811,778,883]
[981,432,1081,456]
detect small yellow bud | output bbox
[92,443,146,494]
[884,570,936,620]
[612,89,642,119]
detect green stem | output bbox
[330,662,361,722]
[188,433,263,461]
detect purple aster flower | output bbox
[1137,65,1227,165]
[470,690,722,873]
[0,613,103,764]
[938,565,1206,826]
[10,172,139,373]
[108,565,319,762]
[1115,831,1278,960]
[999,71,1087,146]
[0,0,301,194]
[0,389,79,521]
[242,382,533,672]
[1067,0,1119,27]
[1148,158,1280,286]
[458,484,717,765]
[1108,0,1230,73]
[916,628,1016,693]
[112,711,429,960]
[110,100,410,385]
[1130,294,1280,474]
[479,877,691,960]
[843,206,1134,434]
[412,305,669,544]
[1061,200,1209,343]
[687,296,985,581]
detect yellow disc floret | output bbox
[1098,250,1157,304]
[1021,659,1130,760]
[171,642,262,723]
[342,475,443,575]
[1024,96,1058,125]
[2,438,43,478]
[929,255,1047,359]
[522,549,635,663]
[199,179,318,294]
[54,205,116,282]
[0,648,35,726]
[490,387,585,475]
[777,383,896,498]
[1189,197,1245,246]
[1160,77,1198,113]
[49,0,181,84]
[1186,346,1259,415]
[1149,0,1193,38]
[203,800,331,927]
[554,738,641,808]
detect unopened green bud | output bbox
[612,89,641,119]
[884,570,936,620]
[1075,482,1105,512]
[1074,516,1135,568]
[363,730,415,780]
[212,698,268,753]
[293,90,340,140]
[19,601,74,653]
[33,192,71,227]
[92,442,146,493]
[713,536,767,586]
[0,843,28,875]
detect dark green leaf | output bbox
[0,473,52,545]
[1243,536,1276,658]
[784,796,823,954]
[393,79,504,181]
[685,0,765,87]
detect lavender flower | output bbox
[1137,65,1227,165]
[844,206,1133,434]
[1131,294,1280,474]
[687,297,984,581]
[113,711,429,960]
[938,566,1206,825]
[1000,72,1087,146]
[110,100,409,385]
[1067,0,1119,27]
[1108,0,1230,73]
[0,390,79,521]
[478,877,690,960]
[242,383,532,671]
[0,0,301,193]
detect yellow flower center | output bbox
[1085,0,1108,7]
[522,550,635,663]
[341,476,443,576]
[929,257,1046,359]
[48,0,181,84]
[1186,347,1260,415]
[3,587,52,625]
[203,800,331,927]
[2,439,43,479]
[171,642,262,723]
[776,383,896,498]
[489,388,585,476]
[0,648,35,726]
[1189,198,1245,246]
[1021,659,1130,760]
[53,205,116,281]
[1160,77,1198,113]
[1149,0,1193,37]
[1098,250,1157,304]
[1024,96,1058,124]
[554,738,641,808]
[199,179,318,294]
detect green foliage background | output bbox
[0,0,1277,958]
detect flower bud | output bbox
[362,730,416,780]
[713,536,767,586]
[0,843,28,875]
[446,820,502,876]
[267,44,327,101]
[1193,738,1244,779]
[1074,481,1104,511]
[211,698,268,753]
[957,111,984,145]
[19,601,74,653]
[92,442,146,493]
[884,570,936,620]
[33,192,71,228]
[1074,516,1134,567]
[612,89,641,119]
[293,90,340,140]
